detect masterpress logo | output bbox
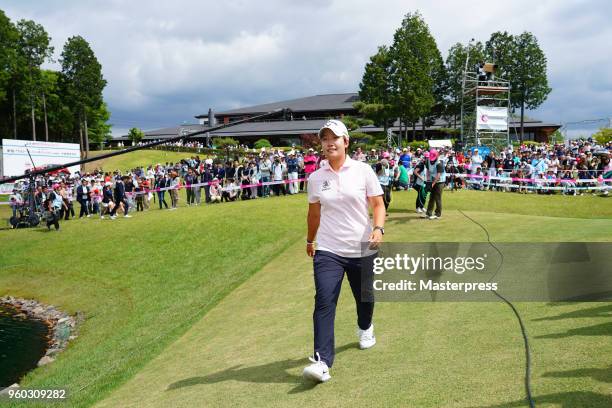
[363,242,612,302]
[372,253,488,275]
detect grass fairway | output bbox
[83,149,194,173]
[1,190,610,407]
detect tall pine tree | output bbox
[355,45,395,134]
[389,11,439,141]
[16,19,53,141]
[60,35,106,158]
[486,31,550,141]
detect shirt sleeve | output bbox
[364,164,384,197]
[307,176,320,203]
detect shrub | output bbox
[254,138,272,149]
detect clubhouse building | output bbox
[116,92,560,146]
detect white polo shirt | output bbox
[308,156,383,258]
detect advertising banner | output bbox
[1,139,80,176]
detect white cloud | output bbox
[3,0,611,135]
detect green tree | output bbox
[87,103,113,149]
[421,37,446,140]
[389,11,438,141]
[511,32,551,142]
[484,31,515,79]
[16,19,54,141]
[0,11,21,138]
[486,31,551,142]
[444,41,485,127]
[214,137,239,149]
[254,138,272,149]
[355,45,395,133]
[549,129,564,144]
[592,127,612,145]
[127,127,144,144]
[60,35,107,158]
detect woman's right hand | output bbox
[306,243,315,257]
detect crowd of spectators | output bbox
[6,138,610,229]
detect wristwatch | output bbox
[373,226,385,235]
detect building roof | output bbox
[117,92,560,140]
[196,93,359,118]
[116,118,559,141]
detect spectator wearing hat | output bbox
[303,119,385,383]
[209,178,222,203]
[200,163,214,203]
[303,148,318,186]
[471,149,483,174]
[399,148,411,169]
[169,171,180,210]
[271,155,286,196]
[9,188,23,219]
[422,149,445,220]
[287,151,299,194]
[141,177,151,209]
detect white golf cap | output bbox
[318,119,349,139]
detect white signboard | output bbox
[476,107,508,131]
[2,139,81,176]
[428,139,452,148]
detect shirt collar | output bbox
[322,156,355,171]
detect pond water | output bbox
[0,304,49,388]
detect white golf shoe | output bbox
[302,352,331,383]
[358,324,376,350]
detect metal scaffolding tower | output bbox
[460,63,511,153]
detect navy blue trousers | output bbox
[312,250,375,367]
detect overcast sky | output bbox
[3,0,611,136]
